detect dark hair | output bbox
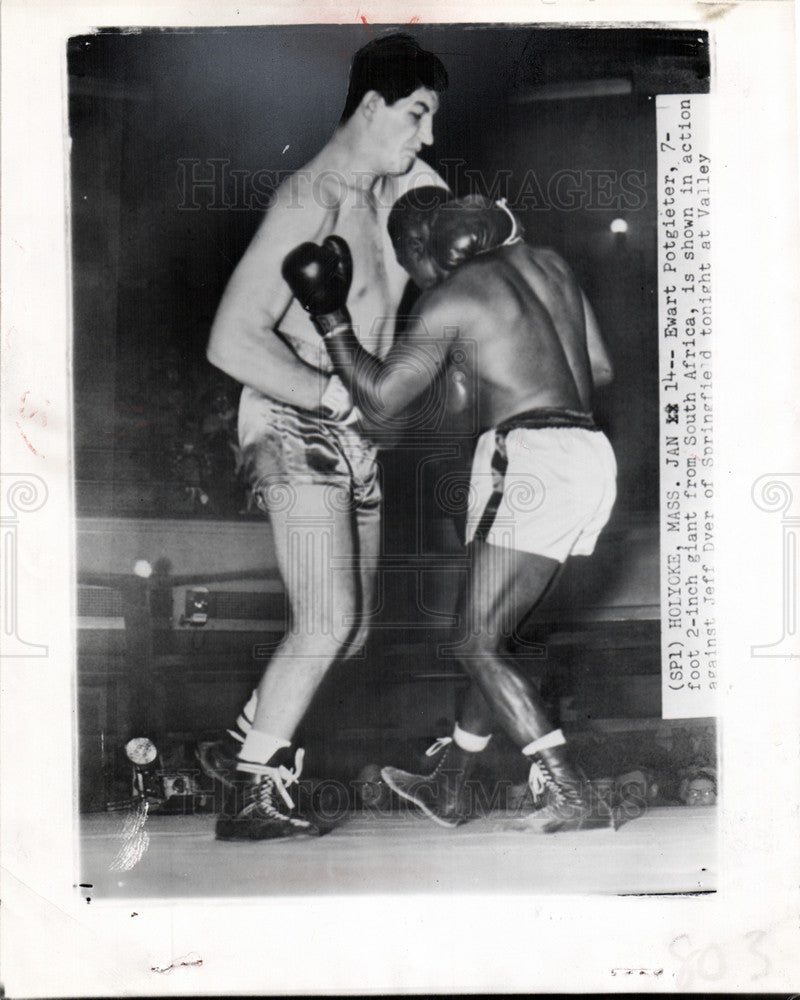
[387,186,452,247]
[340,33,448,123]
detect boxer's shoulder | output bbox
[524,243,572,277]
[378,159,449,209]
[416,273,487,334]
[252,161,342,248]
[273,161,325,207]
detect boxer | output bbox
[282,190,616,832]
[203,38,449,840]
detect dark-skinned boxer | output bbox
[282,190,616,832]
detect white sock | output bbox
[453,722,492,753]
[238,729,290,768]
[227,689,258,744]
[522,729,566,756]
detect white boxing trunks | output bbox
[465,408,617,563]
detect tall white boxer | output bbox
[204,39,449,841]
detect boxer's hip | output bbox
[237,387,379,509]
[466,411,616,562]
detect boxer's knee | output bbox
[459,624,514,662]
[278,622,351,666]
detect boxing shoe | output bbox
[381,737,475,828]
[196,736,240,789]
[215,748,324,841]
[513,744,614,834]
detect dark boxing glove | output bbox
[281,235,353,336]
[428,197,513,272]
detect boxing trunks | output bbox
[238,386,381,515]
[465,407,617,562]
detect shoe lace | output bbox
[528,756,580,810]
[253,748,305,811]
[527,759,550,805]
[425,736,452,777]
[425,736,452,757]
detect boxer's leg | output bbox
[460,539,610,831]
[382,541,557,828]
[457,539,557,746]
[248,481,362,740]
[458,682,495,738]
[380,583,496,827]
[342,487,381,659]
[216,482,361,840]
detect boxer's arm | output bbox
[582,292,614,387]
[324,295,456,421]
[206,180,336,409]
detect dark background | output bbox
[68,24,709,518]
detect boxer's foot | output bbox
[215,750,324,841]
[510,746,614,833]
[196,737,239,789]
[381,737,472,828]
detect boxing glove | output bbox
[428,197,513,271]
[282,235,353,336]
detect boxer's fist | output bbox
[429,197,512,271]
[319,373,354,421]
[282,235,353,335]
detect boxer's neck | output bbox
[324,121,393,193]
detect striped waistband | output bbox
[494,407,598,435]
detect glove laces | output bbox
[494,198,524,247]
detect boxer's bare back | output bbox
[360,241,613,429]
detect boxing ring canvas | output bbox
[3,4,800,997]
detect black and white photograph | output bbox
[1,2,799,996]
[69,21,718,897]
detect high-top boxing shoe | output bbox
[197,736,240,789]
[215,748,324,841]
[381,737,477,828]
[516,744,614,833]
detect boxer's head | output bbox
[341,34,448,122]
[388,186,453,289]
[340,35,448,175]
[429,195,522,270]
[389,189,523,288]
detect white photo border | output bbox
[1,1,799,995]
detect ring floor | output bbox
[81,804,716,898]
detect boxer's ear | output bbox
[359,90,384,120]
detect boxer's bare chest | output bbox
[279,189,406,364]
[334,199,399,356]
